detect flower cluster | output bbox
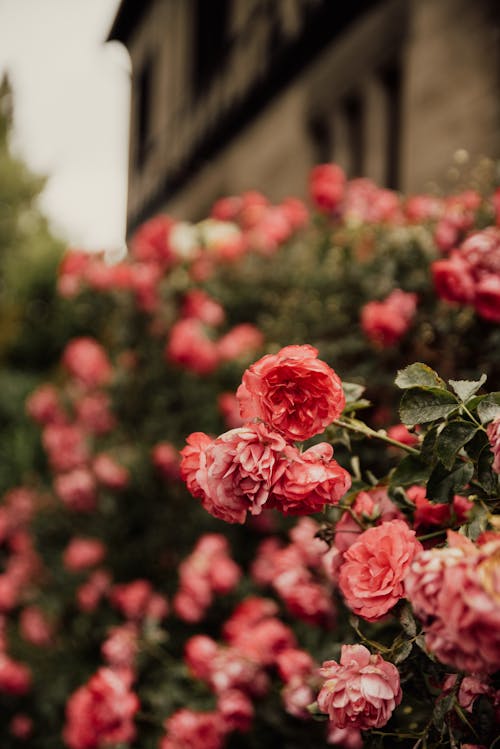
[432,227,500,322]
[181,345,351,522]
[361,289,418,347]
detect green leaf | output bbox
[399,388,458,426]
[477,392,500,424]
[393,640,413,664]
[432,690,456,728]
[436,421,477,470]
[464,503,489,540]
[426,461,474,503]
[391,455,432,487]
[399,604,417,637]
[476,444,496,494]
[395,363,446,390]
[342,398,371,414]
[342,381,366,403]
[448,374,487,402]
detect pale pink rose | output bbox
[289,517,329,568]
[42,423,88,473]
[406,536,500,674]
[276,648,316,683]
[326,724,363,748]
[227,617,296,667]
[75,392,115,435]
[166,318,219,375]
[101,624,138,668]
[160,709,224,749]
[339,520,422,621]
[62,337,112,389]
[54,468,97,512]
[26,384,66,425]
[93,454,129,490]
[217,689,254,733]
[277,579,336,628]
[217,324,264,362]
[237,345,345,442]
[272,443,351,516]
[194,423,289,524]
[128,262,161,312]
[63,538,106,572]
[487,418,500,473]
[442,674,492,713]
[318,644,402,729]
[282,678,316,718]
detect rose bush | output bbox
[0,162,499,749]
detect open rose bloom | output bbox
[318,644,402,729]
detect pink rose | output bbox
[63,538,106,572]
[92,453,129,490]
[237,345,345,442]
[167,318,219,375]
[405,536,500,674]
[192,423,289,524]
[180,432,214,498]
[272,443,351,515]
[339,520,422,621]
[160,709,224,749]
[432,253,475,304]
[217,689,254,733]
[218,392,244,429]
[130,214,175,267]
[361,290,417,347]
[63,667,139,749]
[217,324,264,362]
[75,392,115,435]
[487,418,500,474]
[309,164,346,214]
[62,337,112,389]
[318,644,402,729]
[26,384,65,425]
[54,468,97,512]
[152,441,181,480]
[334,488,403,554]
[475,274,500,322]
[181,289,225,326]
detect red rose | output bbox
[237,345,345,442]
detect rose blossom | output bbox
[272,443,351,515]
[62,338,112,389]
[309,163,346,214]
[180,432,214,498]
[92,454,129,490]
[318,644,401,729]
[432,253,476,304]
[160,709,224,749]
[487,417,500,473]
[189,422,289,523]
[237,345,345,442]
[63,667,139,749]
[26,384,65,425]
[334,488,402,555]
[54,468,97,512]
[217,324,264,362]
[63,538,106,572]
[361,289,418,347]
[217,689,254,733]
[339,520,422,621]
[405,534,500,674]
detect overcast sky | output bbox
[0,0,130,250]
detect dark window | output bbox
[309,114,332,163]
[343,94,364,177]
[192,0,230,97]
[380,62,402,189]
[136,56,154,170]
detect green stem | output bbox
[333,418,420,455]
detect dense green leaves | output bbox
[399,388,458,426]
[435,421,477,470]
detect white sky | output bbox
[0,0,130,250]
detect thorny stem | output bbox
[332,418,420,455]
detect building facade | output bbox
[108,0,500,235]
